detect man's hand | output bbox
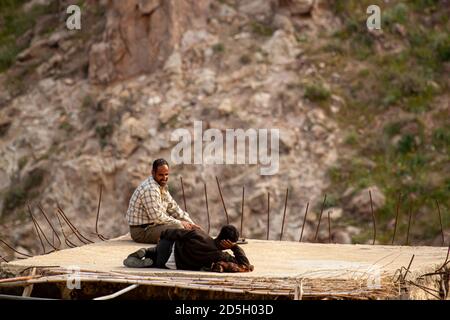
[181,221,203,231]
[181,221,193,230]
[219,239,236,250]
[191,223,203,231]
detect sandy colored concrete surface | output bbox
[1,234,447,280]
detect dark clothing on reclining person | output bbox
[124,240,175,269]
[154,239,174,268]
[159,228,250,271]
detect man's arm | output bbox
[211,261,254,273]
[166,191,195,224]
[143,188,183,227]
[230,245,251,267]
[218,241,251,267]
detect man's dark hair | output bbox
[152,158,169,172]
[216,225,239,242]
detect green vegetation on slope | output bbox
[324,0,449,244]
[0,0,61,72]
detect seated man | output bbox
[123,225,254,273]
[125,158,201,244]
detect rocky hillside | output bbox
[0,0,448,258]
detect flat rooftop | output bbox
[1,235,448,299]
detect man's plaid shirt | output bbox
[126,176,194,227]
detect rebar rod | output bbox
[180,177,187,212]
[0,239,33,258]
[56,204,94,244]
[314,195,327,242]
[328,211,332,244]
[406,198,413,246]
[280,188,289,241]
[402,255,415,282]
[392,193,402,245]
[266,192,270,240]
[37,203,61,249]
[56,205,90,245]
[240,186,245,238]
[94,184,108,241]
[53,209,78,248]
[215,176,229,224]
[27,204,47,253]
[369,190,376,245]
[435,200,445,246]
[299,202,309,242]
[203,182,211,234]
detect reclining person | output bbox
[123,225,253,273]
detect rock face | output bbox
[0,0,344,255]
[89,0,210,84]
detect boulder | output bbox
[0,168,10,192]
[23,0,52,12]
[33,14,58,36]
[331,230,352,244]
[0,119,12,137]
[328,207,343,220]
[16,39,48,62]
[147,95,162,106]
[280,0,315,15]
[181,29,218,52]
[138,0,161,15]
[88,42,117,84]
[159,103,181,125]
[272,14,294,33]
[47,31,71,47]
[239,0,276,22]
[251,92,271,109]
[262,30,301,65]
[247,190,270,215]
[345,226,362,236]
[349,186,386,218]
[114,117,148,157]
[36,53,63,77]
[218,98,234,115]
[163,51,183,75]
[194,68,217,95]
[217,3,238,22]
[64,155,127,180]
[279,129,297,152]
